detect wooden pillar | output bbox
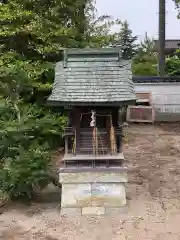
[74,107,80,154]
[67,110,72,152]
[106,115,111,153]
[118,107,123,153]
[65,136,68,154]
[113,108,120,153]
[67,110,72,127]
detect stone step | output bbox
[79,149,110,154]
[80,139,108,141]
[79,145,109,149]
[80,136,108,140]
[80,137,108,140]
[79,128,109,155]
[80,140,108,145]
[80,142,109,144]
[61,207,127,216]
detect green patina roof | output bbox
[47,48,136,106]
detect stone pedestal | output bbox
[59,169,128,216]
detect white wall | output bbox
[135,83,180,113]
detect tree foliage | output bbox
[165,50,180,76]
[84,6,122,47]
[132,34,158,76]
[112,20,138,59]
[0,0,92,199]
[173,0,180,17]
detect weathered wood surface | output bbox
[63,153,124,161]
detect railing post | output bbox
[65,136,68,154]
[73,130,76,155]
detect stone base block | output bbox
[61,183,126,208]
[61,207,82,216]
[105,206,128,215]
[60,171,128,216]
[60,207,128,216]
[82,207,105,215]
[59,172,127,183]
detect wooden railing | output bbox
[63,127,76,154]
[65,126,122,156]
[110,125,117,154]
[92,127,105,155]
[63,127,75,137]
[72,129,76,154]
[92,127,96,155]
[109,115,117,154]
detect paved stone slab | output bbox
[59,172,128,183]
[91,183,126,207]
[61,184,91,207]
[82,207,105,215]
[60,208,82,216]
[105,207,128,215]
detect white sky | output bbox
[96,0,180,40]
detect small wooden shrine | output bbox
[48,48,136,216]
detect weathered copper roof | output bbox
[47,48,136,106]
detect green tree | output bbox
[132,61,158,76]
[84,4,122,47]
[0,0,92,199]
[112,20,138,59]
[165,50,180,76]
[173,0,180,18]
[0,55,67,199]
[139,33,155,54]
[132,33,158,76]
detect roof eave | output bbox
[47,99,137,107]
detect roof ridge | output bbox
[63,48,123,68]
[65,47,122,56]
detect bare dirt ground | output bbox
[1,123,180,240]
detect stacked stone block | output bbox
[60,171,128,216]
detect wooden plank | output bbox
[126,106,155,123]
[63,153,124,161]
[136,92,152,105]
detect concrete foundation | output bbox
[59,169,128,216]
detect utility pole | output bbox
[158,0,166,76]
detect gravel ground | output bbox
[1,124,180,240]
